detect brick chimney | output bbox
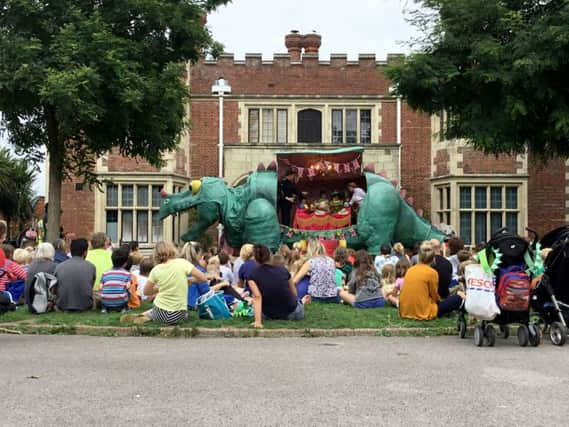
[285,30,303,62]
[303,32,321,56]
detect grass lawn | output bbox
[0,302,457,332]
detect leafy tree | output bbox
[386,0,569,159]
[0,147,35,236]
[0,0,229,242]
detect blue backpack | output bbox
[197,290,231,320]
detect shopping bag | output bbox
[464,264,501,321]
[197,290,231,320]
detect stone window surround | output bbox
[239,100,380,145]
[93,174,189,248]
[431,176,528,245]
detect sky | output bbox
[1,0,419,197]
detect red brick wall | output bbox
[106,148,159,173]
[458,147,520,174]
[60,177,95,239]
[189,99,239,179]
[191,57,390,96]
[527,155,566,236]
[400,105,432,214]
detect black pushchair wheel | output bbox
[549,322,567,346]
[500,325,510,339]
[528,324,541,347]
[474,325,484,347]
[517,325,529,347]
[485,325,496,347]
[457,317,467,339]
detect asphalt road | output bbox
[2,335,568,426]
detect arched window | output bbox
[297,109,322,143]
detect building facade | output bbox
[58,32,568,248]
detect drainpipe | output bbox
[397,96,402,188]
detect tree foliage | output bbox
[0,147,35,231]
[0,0,230,241]
[386,0,569,159]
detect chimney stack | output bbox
[303,31,321,56]
[285,30,303,62]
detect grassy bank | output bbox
[0,302,456,333]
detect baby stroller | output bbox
[531,226,569,346]
[458,228,541,347]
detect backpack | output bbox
[28,272,58,314]
[197,290,231,320]
[496,265,531,312]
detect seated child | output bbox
[334,247,353,278]
[13,248,32,273]
[218,251,236,285]
[100,246,136,313]
[385,258,410,307]
[136,257,155,302]
[339,249,386,308]
[381,264,397,306]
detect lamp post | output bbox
[211,78,231,245]
[211,77,232,178]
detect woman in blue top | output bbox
[182,242,210,309]
[182,242,243,310]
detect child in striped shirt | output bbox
[100,246,135,313]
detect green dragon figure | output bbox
[159,165,446,254]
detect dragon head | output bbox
[159,180,204,220]
[159,178,228,242]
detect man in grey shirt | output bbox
[54,238,96,312]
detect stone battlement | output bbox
[203,52,405,67]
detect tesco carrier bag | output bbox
[464,264,501,321]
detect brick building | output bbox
[58,32,568,248]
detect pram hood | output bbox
[541,225,569,249]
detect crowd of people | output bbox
[1,217,478,327]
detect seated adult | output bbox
[136,241,207,325]
[430,239,452,299]
[248,244,304,328]
[339,250,386,308]
[399,241,464,320]
[85,232,112,300]
[54,239,96,312]
[24,242,57,305]
[292,239,339,303]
